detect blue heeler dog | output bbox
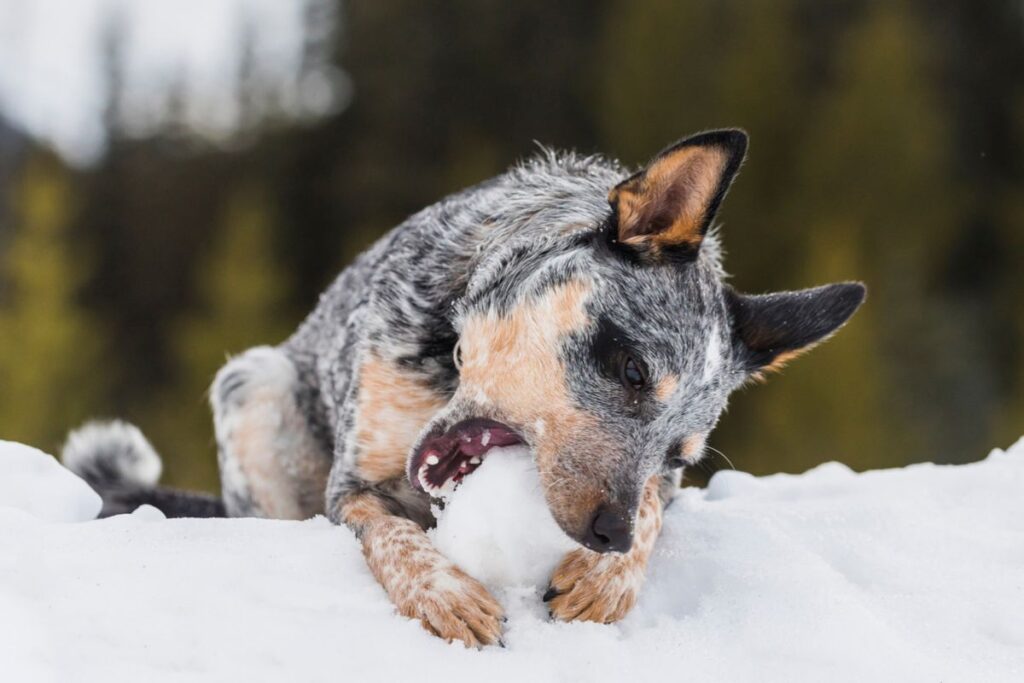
[63,130,865,647]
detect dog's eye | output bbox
[453,340,463,370]
[619,355,648,391]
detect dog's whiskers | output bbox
[705,444,736,471]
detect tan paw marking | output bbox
[545,547,646,623]
[396,564,505,648]
[360,514,504,647]
[544,474,665,624]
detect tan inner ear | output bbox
[610,145,729,249]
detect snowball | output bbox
[429,445,577,594]
[0,440,101,522]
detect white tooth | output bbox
[481,430,491,446]
[426,454,440,466]
[469,456,481,465]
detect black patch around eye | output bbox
[592,317,637,379]
[592,316,650,399]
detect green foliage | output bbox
[996,93,1024,444]
[0,153,103,452]
[2,0,1022,487]
[717,1,959,473]
[145,184,295,490]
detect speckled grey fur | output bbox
[68,130,865,552]
[275,150,724,523]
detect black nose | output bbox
[582,505,633,553]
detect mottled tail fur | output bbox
[63,420,224,517]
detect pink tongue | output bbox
[413,420,526,491]
[457,425,521,457]
[461,436,489,457]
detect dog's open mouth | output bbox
[408,418,524,497]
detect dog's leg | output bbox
[211,346,331,519]
[545,473,666,623]
[337,489,504,647]
[326,351,504,647]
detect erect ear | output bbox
[608,129,747,254]
[727,282,867,377]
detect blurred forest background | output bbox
[0,0,1022,491]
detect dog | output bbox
[63,129,865,647]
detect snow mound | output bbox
[1,437,1022,682]
[0,440,101,522]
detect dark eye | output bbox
[619,355,648,391]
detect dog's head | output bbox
[408,130,865,552]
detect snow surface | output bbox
[2,438,1023,682]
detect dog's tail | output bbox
[62,420,225,518]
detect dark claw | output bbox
[498,639,507,649]
[542,586,561,602]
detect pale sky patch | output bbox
[0,0,339,165]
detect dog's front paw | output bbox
[544,548,646,624]
[398,564,505,647]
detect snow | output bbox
[0,440,100,522]
[2,438,1023,682]
[430,446,576,597]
